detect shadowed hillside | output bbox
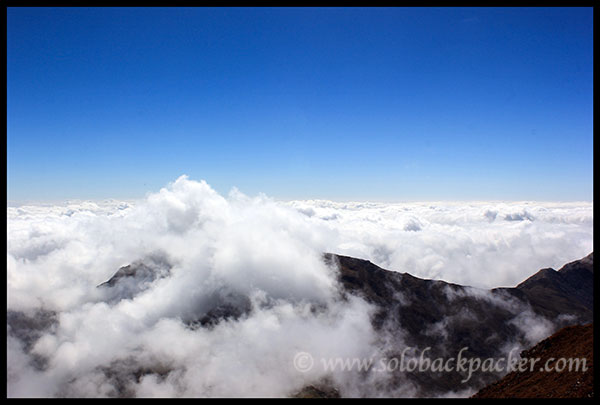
[473,323,593,398]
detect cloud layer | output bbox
[7,176,593,397]
[287,198,592,288]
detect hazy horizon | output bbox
[6,172,597,207]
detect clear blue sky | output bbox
[7,7,593,202]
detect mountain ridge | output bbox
[321,252,593,396]
[93,251,593,396]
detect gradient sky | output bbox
[7,7,593,202]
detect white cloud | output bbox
[287,199,592,288]
[6,175,593,397]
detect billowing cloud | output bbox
[6,176,593,397]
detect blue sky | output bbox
[7,7,593,202]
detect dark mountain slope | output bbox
[473,323,593,398]
[323,252,593,396]
[515,252,593,319]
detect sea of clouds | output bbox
[7,175,593,397]
[287,197,593,288]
